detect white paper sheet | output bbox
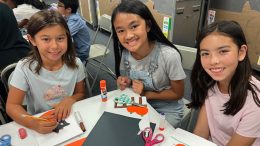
[165,128,217,146]
[32,113,83,146]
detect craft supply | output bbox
[142,127,164,146]
[82,112,156,146]
[138,116,150,135]
[21,114,48,121]
[100,80,107,102]
[74,111,86,132]
[18,128,27,139]
[159,112,165,131]
[0,134,11,146]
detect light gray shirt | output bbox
[10,58,85,114]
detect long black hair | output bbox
[111,0,180,77]
[190,20,260,115]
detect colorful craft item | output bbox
[126,106,148,116]
[0,134,11,146]
[114,94,147,108]
[142,127,164,146]
[114,94,132,105]
[39,109,56,122]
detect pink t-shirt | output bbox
[205,77,260,146]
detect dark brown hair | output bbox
[26,10,77,74]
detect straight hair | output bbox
[190,20,260,115]
[26,10,77,74]
[111,0,181,77]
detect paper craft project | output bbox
[32,110,83,146]
[114,94,147,108]
[167,128,217,146]
[126,105,148,116]
[83,112,155,146]
[114,94,148,116]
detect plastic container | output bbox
[159,112,165,131]
[100,80,107,102]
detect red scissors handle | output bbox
[142,127,164,146]
[151,133,164,145]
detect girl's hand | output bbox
[30,117,57,134]
[132,80,144,95]
[117,76,131,90]
[53,97,76,122]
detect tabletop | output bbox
[0,88,175,146]
[0,88,216,146]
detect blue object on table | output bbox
[142,127,164,146]
[114,94,132,104]
[0,134,11,146]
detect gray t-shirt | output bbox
[10,58,85,114]
[120,42,186,126]
[120,42,186,91]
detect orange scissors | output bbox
[142,127,164,146]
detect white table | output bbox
[0,88,175,146]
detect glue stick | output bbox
[159,112,165,131]
[100,80,107,102]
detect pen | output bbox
[74,111,86,132]
[21,114,49,121]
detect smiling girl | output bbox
[6,10,86,134]
[112,0,186,127]
[190,21,260,146]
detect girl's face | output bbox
[113,12,150,54]
[199,33,247,87]
[28,25,68,67]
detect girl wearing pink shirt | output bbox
[190,21,260,146]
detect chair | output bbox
[1,63,17,95]
[85,14,116,90]
[176,98,192,131]
[0,93,10,124]
[0,63,17,124]
[176,98,200,132]
[84,67,92,97]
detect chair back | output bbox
[91,14,113,45]
[85,14,116,91]
[1,63,17,94]
[99,14,112,33]
[0,93,10,124]
[177,98,200,132]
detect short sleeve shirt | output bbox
[205,77,260,146]
[10,58,85,114]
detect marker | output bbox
[21,114,49,121]
[74,111,86,132]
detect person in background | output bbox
[57,0,91,62]
[190,21,260,146]
[112,0,186,127]
[6,10,86,134]
[0,0,30,101]
[12,0,49,29]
